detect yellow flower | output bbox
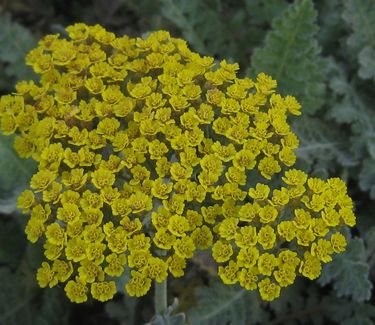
[126,271,152,297]
[167,254,186,278]
[293,209,312,229]
[235,226,258,248]
[173,236,195,259]
[296,228,316,247]
[274,265,296,287]
[322,207,340,227]
[258,278,281,301]
[78,260,104,283]
[127,191,152,213]
[259,205,279,224]
[238,267,258,291]
[65,238,87,262]
[30,170,56,192]
[91,281,117,302]
[17,189,35,212]
[218,261,239,284]
[258,253,278,276]
[45,223,66,245]
[25,217,45,243]
[153,229,176,250]
[168,214,190,237]
[218,217,239,240]
[278,250,300,269]
[128,234,151,251]
[0,23,357,303]
[299,252,322,280]
[152,178,173,200]
[237,247,259,268]
[277,221,296,242]
[53,260,73,282]
[311,239,334,263]
[36,262,57,288]
[105,253,126,277]
[271,188,289,206]
[86,242,106,263]
[282,169,307,186]
[43,181,62,203]
[65,277,88,303]
[146,257,168,283]
[248,183,270,200]
[340,207,356,227]
[238,203,260,223]
[91,169,115,189]
[258,156,281,180]
[57,203,81,224]
[330,232,347,253]
[212,240,233,263]
[257,225,276,250]
[191,225,213,249]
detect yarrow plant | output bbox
[0,23,356,308]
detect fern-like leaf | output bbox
[342,0,375,81]
[0,268,70,325]
[318,238,373,303]
[0,13,36,89]
[159,0,236,57]
[251,0,326,114]
[186,280,264,325]
[293,116,357,176]
[0,135,36,212]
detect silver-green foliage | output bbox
[293,115,356,176]
[251,0,326,114]
[159,0,238,57]
[319,238,373,302]
[0,268,70,325]
[0,13,36,91]
[187,278,375,325]
[343,0,375,81]
[158,0,287,67]
[0,135,36,213]
[186,281,253,325]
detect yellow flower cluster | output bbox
[0,23,355,303]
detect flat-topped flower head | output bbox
[0,23,356,303]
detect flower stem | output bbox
[154,278,168,315]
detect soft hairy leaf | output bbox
[0,268,70,325]
[146,313,186,325]
[186,280,248,325]
[159,0,237,57]
[358,46,375,80]
[364,226,375,267]
[0,13,36,87]
[316,0,346,51]
[33,289,70,325]
[270,282,325,325]
[244,0,288,26]
[0,135,36,202]
[293,116,357,173]
[0,217,26,269]
[359,159,375,198]
[251,0,326,114]
[105,295,137,325]
[325,59,375,198]
[325,296,375,325]
[342,0,375,80]
[159,0,286,68]
[318,238,372,302]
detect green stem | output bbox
[154,278,168,315]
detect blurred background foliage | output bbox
[0,0,375,324]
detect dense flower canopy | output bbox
[0,23,355,303]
